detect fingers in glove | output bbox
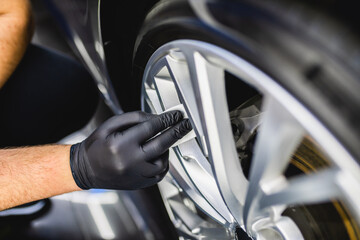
[141,151,169,178]
[98,111,154,136]
[141,119,192,160]
[139,162,169,188]
[154,162,170,182]
[124,110,184,143]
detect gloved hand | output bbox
[70,111,192,190]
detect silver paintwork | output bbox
[141,40,360,239]
[49,0,122,114]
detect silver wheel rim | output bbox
[140,39,360,239]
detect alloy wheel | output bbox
[141,40,360,239]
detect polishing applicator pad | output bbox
[163,104,196,147]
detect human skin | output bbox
[0,0,59,211]
[0,0,34,88]
[0,145,81,211]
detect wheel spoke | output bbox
[168,149,229,225]
[165,54,205,150]
[178,140,233,222]
[178,139,213,177]
[259,168,341,209]
[180,49,249,225]
[154,74,181,110]
[244,97,305,229]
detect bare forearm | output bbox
[0,145,80,211]
[0,0,34,88]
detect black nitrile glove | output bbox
[70,111,192,190]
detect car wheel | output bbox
[132,0,360,239]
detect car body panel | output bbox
[46,0,122,114]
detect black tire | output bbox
[133,0,360,161]
[131,0,360,239]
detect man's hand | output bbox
[0,111,191,210]
[70,111,192,190]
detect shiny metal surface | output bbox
[48,0,122,114]
[141,40,360,239]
